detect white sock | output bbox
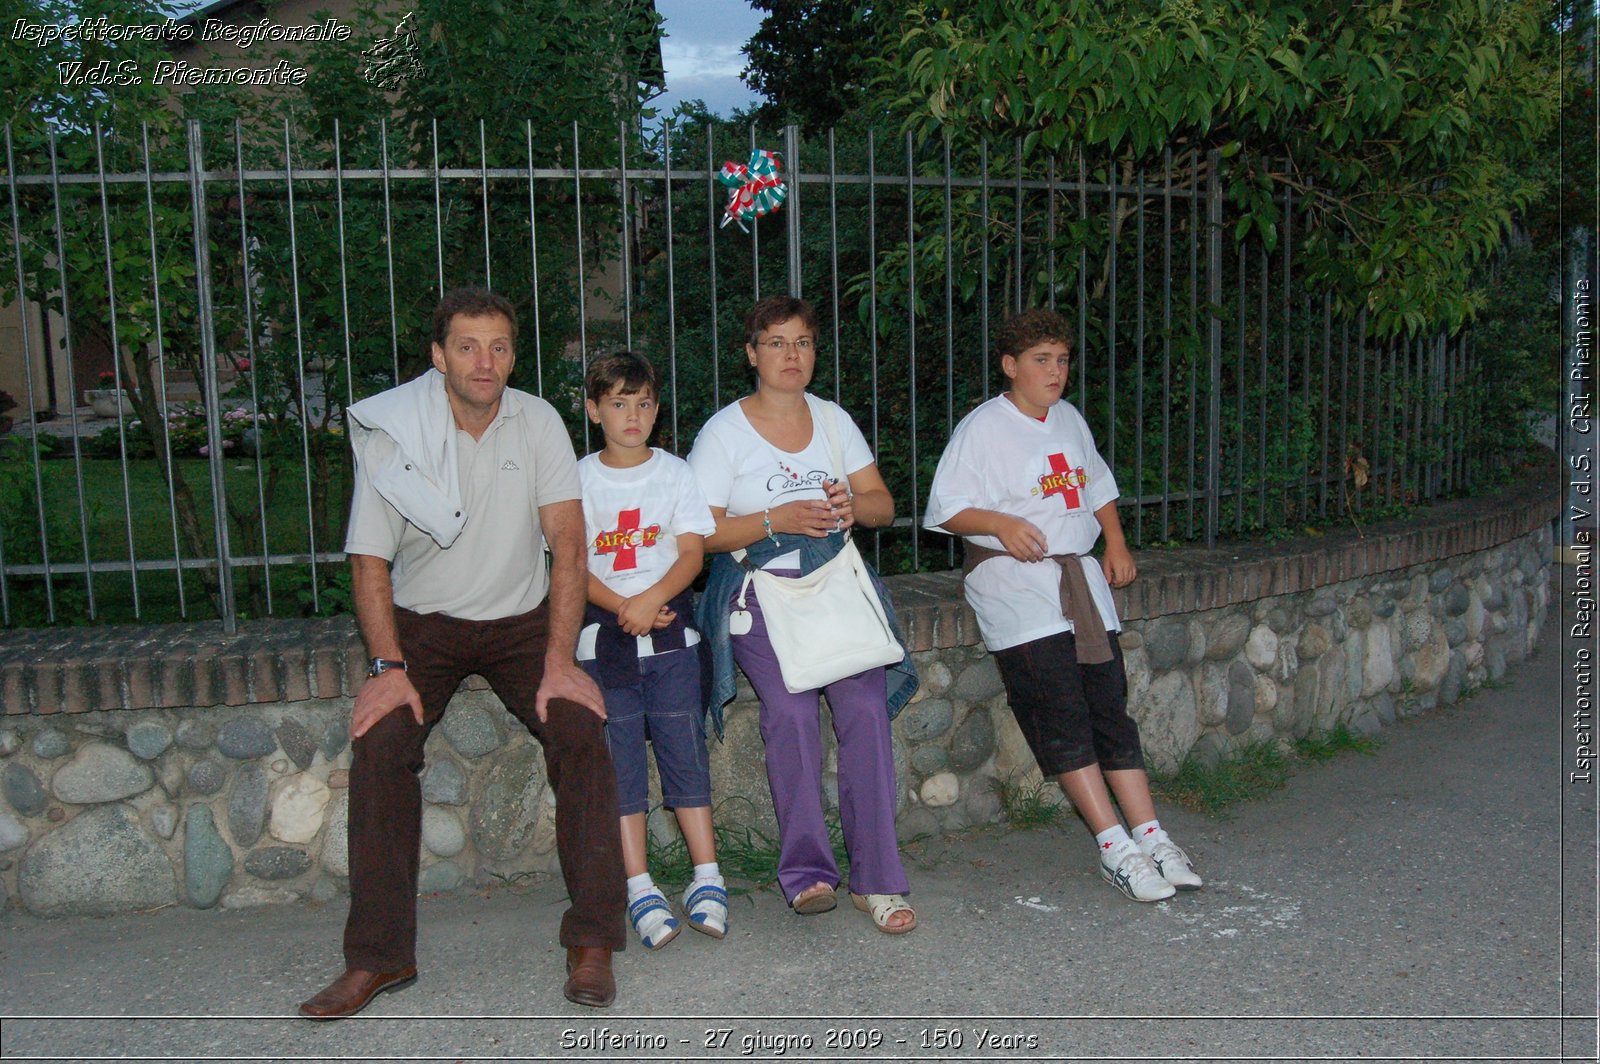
[1131,820,1168,851]
[1095,824,1132,858]
[692,862,722,886]
[626,872,658,901]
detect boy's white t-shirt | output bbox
[924,395,1122,652]
[577,448,716,659]
[686,393,876,570]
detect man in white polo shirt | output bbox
[298,288,625,1018]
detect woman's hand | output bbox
[823,478,854,532]
[770,497,845,538]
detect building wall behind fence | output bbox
[0,472,1556,917]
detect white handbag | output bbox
[729,400,903,693]
[735,535,903,693]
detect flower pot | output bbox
[86,389,135,418]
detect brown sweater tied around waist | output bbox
[962,542,1114,665]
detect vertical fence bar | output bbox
[573,122,590,450]
[784,124,801,299]
[280,120,318,618]
[1280,177,1293,528]
[828,129,841,404]
[1160,149,1173,541]
[866,129,880,566]
[1257,245,1268,528]
[618,120,632,348]
[706,124,720,409]
[944,131,956,566]
[1234,242,1245,533]
[1356,308,1367,515]
[1076,152,1087,409]
[1047,157,1058,312]
[188,121,235,629]
[905,131,919,569]
[233,122,270,615]
[980,140,991,400]
[1013,138,1024,315]
[1337,317,1350,516]
[431,119,444,297]
[334,120,354,410]
[664,120,679,448]
[93,121,141,617]
[1186,151,1199,541]
[526,121,545,393]
[1106,162,1119,469]
[1134,169,1146,543]
[1204,150,1222,547]
[48,131,96,617]
[380,120,400,385]
[1318,295,1332,517]
[150,123,187,615]
[480,120,493,291]
[4,125,54,622]
[750,124,760,301]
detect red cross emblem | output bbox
[1038,452,1086,511]
[593,508,661,571]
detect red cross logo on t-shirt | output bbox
[1038,452,1087,511]
[594,508,661,571]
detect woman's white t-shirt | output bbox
[687,393,876,570]
[924,395,1122,652]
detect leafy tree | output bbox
[877,0,1561,338]
[740,0,889,131]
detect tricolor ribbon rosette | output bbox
[718,149,787,232]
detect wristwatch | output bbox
[367,657,408,677]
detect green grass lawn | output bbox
[4,455,353,627]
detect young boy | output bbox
[578,352,726,947]
[924,310,1202,902]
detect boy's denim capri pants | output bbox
[992,629,1146,776]
[582,647,712,816]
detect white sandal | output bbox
[850,892,917,935]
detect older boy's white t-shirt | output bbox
[577,448,715,660]
[687,393,875,570]
[924,395,1122,652]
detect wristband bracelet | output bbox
[762,508,780,546]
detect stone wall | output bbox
[0,469,1558,916]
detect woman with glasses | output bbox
[687,294,919,934]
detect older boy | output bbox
[924,309,1201,902]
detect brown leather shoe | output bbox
[297,966,418,1020]
[563,946,616,1008]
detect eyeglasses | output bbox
[758,337,817,355]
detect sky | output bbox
[652,0,765,118]
[168,0,767,119]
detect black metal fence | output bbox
[0,118,1489,630]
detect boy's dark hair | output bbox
[584,350,660,403]
[995,309,1072,361]
[745,294,818,347]
[432,287,519,347]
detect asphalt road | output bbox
[1,583,1593,1064]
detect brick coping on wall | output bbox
[1,457,1560,718]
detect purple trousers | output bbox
[730,580,910,903]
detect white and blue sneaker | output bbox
[628,889,682,950]
[1100,840,1176,902]
[1143,837,1203,891]
[682,879,729,939]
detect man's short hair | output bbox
[745,294,818,348]
[432,287,519,347]
[995,309,1073,361]
[584,351,659,403]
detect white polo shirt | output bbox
[344,388,581,621]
